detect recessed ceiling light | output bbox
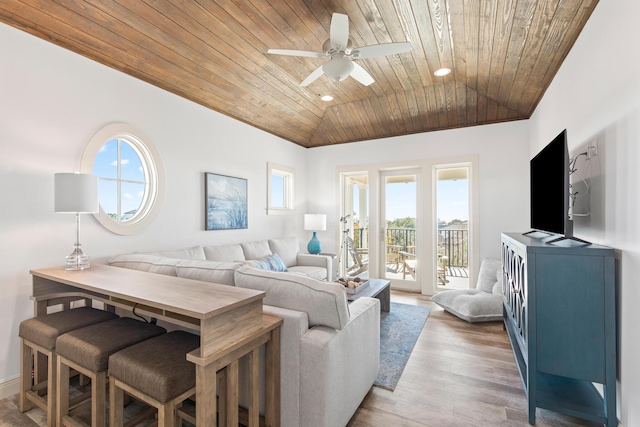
[434,68,451,77]
[320,95,334,102]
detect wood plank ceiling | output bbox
[0,0,598,148]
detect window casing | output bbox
[81,123,164,235]
[267,163,295,215]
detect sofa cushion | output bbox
[175,259,243,286]
[234,265,350,330]
[430,289,503,323]
[108,254,181,276]
[476,258,502,294]
[241,240,273,260]
[203,244,246,262]
[144,246,206,260]
[245,254,288,272]
[287,265,327,280]
[268,237,300,267]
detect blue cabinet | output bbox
[501,233,616,426]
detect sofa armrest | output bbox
[235,304,309,427]
[299,297,380,427]
[296,253,335,281]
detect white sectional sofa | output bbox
[143,236,335,281]
[108,237,380,427]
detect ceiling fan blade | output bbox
[350,42,412,59]
[330,13,349,50]
[267,49,327,58]
[350,63,375,86]
[300,65,325,87]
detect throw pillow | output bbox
[246,254,288,272]
[476,258,501,293]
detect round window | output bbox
[81,123,164,235]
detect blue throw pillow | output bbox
[247,254,288,272]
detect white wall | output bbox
[529,0,640,425]
[6,1,635,421]
[305,120,530,284]
[0,23,307,388]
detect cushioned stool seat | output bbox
[18,307,118,427]
[108,331,201,427]
[56,317,166,427]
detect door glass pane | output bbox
[436,167,470,289]
[340,174,368,277]
[384,174,416,281]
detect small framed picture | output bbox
[205,172,248,230]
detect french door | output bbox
[380,169,420,291]
[434,164,471,291]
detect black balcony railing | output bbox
[352,227,468,268]
[438,229,468,268]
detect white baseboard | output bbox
[0,376,20,400]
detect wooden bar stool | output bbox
[55,317,166,427]
[18,307,118,427]
[108,330,204,427]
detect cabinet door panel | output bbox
[535,254,605,382]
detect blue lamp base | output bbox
[307,232,322,254]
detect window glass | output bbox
[93,138,146,222]
[94,139,118,179]
[271,174,286,208]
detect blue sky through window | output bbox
[437,179,469,223]
[93,138,145,219]
[271,174,285,208]
[352,178,468,223]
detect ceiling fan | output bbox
[267,13,412,87]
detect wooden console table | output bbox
[30,264,282,427]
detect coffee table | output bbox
[347,278,391,312]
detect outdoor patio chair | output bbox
[400,251,448,284]
[400,251,416,279]
[346,237,368,276]
[386,245,402,272]
[438,254,449,285]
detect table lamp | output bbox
[304,214,326,254]
[54,173,99,270]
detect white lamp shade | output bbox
[304,214,327,231]
[54,173,99,213]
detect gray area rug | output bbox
[374,302,431,391]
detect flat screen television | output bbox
[527,129,587,244]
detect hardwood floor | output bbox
[1,290,600,426]
[347,290,599,427]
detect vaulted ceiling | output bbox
[0,0,598,148]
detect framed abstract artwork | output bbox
[205,172,248,230]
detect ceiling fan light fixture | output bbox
[323,55,354,83]
[434,67,452,77]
